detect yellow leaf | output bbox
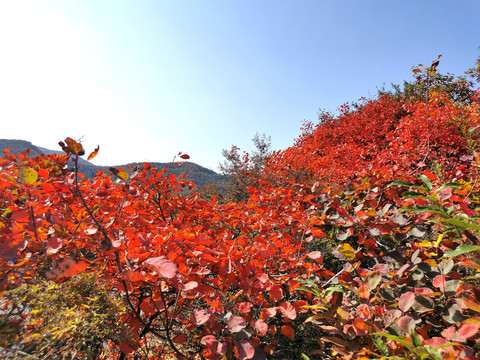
[338,243,355,261]
[22,167,38,184]
[435,233,444,247]
[463,299,480,312]
[305,314,327,323]
[337,307,350,322]
[419,240,434,247]
[117,169,129,181]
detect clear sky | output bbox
[1,1,479,171]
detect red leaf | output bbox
[215,341,227,355]
[352,317,369,336]
[278,301,296,320]
[119,340,136,354]
[11,210,30,223]
[228,316,246,333]
[254,319,268,336]
[355,304,373,320]
[260,307,277,319]
[441,326,456,340]
[457,323,479,340]
[191,309,210,325]
[45,237,63,254]
[0,237,27,258]
[235,340,255,360]
[270,284,283,302]
[201,335,227,355]
[372,263,390,274]
[399,291,415,312]
[281,324,295,339]
[424,337,446,347]
[84,225,98,235]
[120,270,146,283]
[307,251,323,261]
[364,238,378,250]
[180,154,190,160]
[37,168,49,179]
[433,274,447,291]
[201,335,216,346]
[415,287,434,296]
[238,302,253,314]
[398,315,416,334]
[173,334,187,345]
[144,256,177,278]
[182,281,198,291]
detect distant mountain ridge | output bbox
[0,139,224,189]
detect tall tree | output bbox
[219,132,272,203]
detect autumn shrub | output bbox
[0,140,329,359]
[0,271,127,359]
[1,56,480,360]
[297,173,480,359]
[265,91,480,189]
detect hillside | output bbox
[2,59,480,360]
[0,139,224,189]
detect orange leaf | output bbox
[64,137,85,156]
[87,146,100,161]
[311,227,326,238]
[45,258,89,282]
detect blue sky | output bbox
[1,1,479,171]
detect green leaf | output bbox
[410,329,422,347]
[418,174,432,192]
[400,206,449,218]
[22,167,38,184]
[402,191,439,203]
[435,182,462,193]
[389,181,427,191]
[2,207,12,217]
[441,218,480,231]
[424,344,453,359]
[372,332,415,351]
[323,285,343,298]
[301,354,310,360]
[443,244,480,257]
[372,334,389,356]
[467,124,480,136]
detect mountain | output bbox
[0,139,224,189]
[0,139,44,157]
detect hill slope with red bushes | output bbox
[2,61,480,359]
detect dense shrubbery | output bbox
[1,58,480,359]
